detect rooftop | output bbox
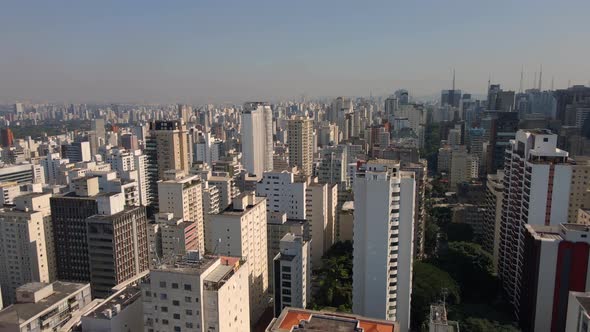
[0,281,88,326]
[155,252,216,275]
[267,308,397,332]
[85,285,142,320]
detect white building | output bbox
[273,233,311,316]
[352,159,416,332]
[499,129,572,317]
[205,193,268,324]
[241,102,273,178]
[305,181,337,268]
[142,253,250,332]
[565,291,590,332]
[158,171,204,253]
[256,170,306,220]
[105,148,150,206]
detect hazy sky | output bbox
[1,0,590,104]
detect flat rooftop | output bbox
[155,254,216,275]
[85,285,142,320]
[267,308,397,332]
[0,281,88,326]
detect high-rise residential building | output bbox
[121,133,139,151]
[554,85,590,123]
[146,120,191,182]
[106,148,150,206]
[267,307,399,331]
[158,171,204,253]
[482,171,504,271]
[498,130,572,317]
[568,157,590,224]
[241,102,273,178]
[273,233,311,317]
[207,175,238,210]
[92,118,106,147]
[287,117,314,177]
[396,104,426,149]
[206,193,268,324]
[317,145,348,188]
[0,282,92,332]
[148,213,199,267]
[520,224,590,332]
[178,104,192,123]
[384,95,399,120]
[565,291,590,332]
[143,254,250,332]
[0,128,14,148]
[61,141,92,162]
[256,170,306,220]
[86,205,149,298]
[305,181,337,268]
[352,159,416,332]
[41,153,70,185]
[0,193,54,306]
[329,97,353,130]
[449,146,478,190]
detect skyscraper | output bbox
[241,102,273,178]
[352,160,416,332]
[287,116,314,177]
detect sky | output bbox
[1,0,590,104]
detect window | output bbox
[161,306,168,312]
[160,293,167,300]
[184,284,192,291]
[184,296,191,302]
[172,283,179,289]
[281,266,291,272]
[186,322,193,328]
[173,313,180,319]
[282,281,291,287]
[160,281,166,288]
[162,319,169,325]
[282,296,291,303]
[174,326,181,332]
[186,309,193,316]
[173,300,180,306]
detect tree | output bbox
[424,220,440,257]
[446,223,474,242]
[311,241,353,312]
[411,262,460,330]
[436,242,498,301]
[461,318,520,332]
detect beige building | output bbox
[206,193,268,325]
[578,208,590,225]
[143,253,250,332]
[449,146,478,190]
[568,157,590,223]
[288,117,314,177]
[0,193,54,306]
[150,120,191,180]
[305,181,337,268]
[158,171,204,253]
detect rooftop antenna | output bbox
[533,72,537,90]
[487,74,491,93]
[519,65,524,93]
[452,68,456,91]
[538,64,543,91]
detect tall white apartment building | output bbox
[256,170,306,220]
[0,192,54,306]
[143,253,250,332]
[205,193,268,324]
[40,153,69,185]
[352,159,416,332]
[273,233,311,316]
[305,181,337,268]
[105,148,150,206]
[449,146,479,189]
[317,145,348,188]
[498,129,572,316]
[158,171,204,253]
[288,117,314,177]
[241,102,273,179]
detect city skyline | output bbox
[1,0,590,104]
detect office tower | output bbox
[51,177,115,282]
[498,130,571,317]
[0,193,54,306]
[520,224,590,332]
[256,170,306,220]
[61,141,92,162]
[487,84,516,111]
[158,171,204,253]
[121,133,139,151]
[481,110,519,174]
[268,307,399,331]
[0,282,91,331]
[449,146,478,190]
[554,85,590,123]
[352,160,415,332]
[395,89,410,105]
[273,233,311,316]
[447,127,462,146]
[481,172,504,271]
[441,90,462,108]
[86,206,149,298]
[143,254,250,332]
[206,193,268,324]
[241,102,273,178]
[287,117,314,177]
[0,128,14,148]
[0,164,42,185]
[384,95,399,120]
[568,157,590,223]
[305,181,337,268]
